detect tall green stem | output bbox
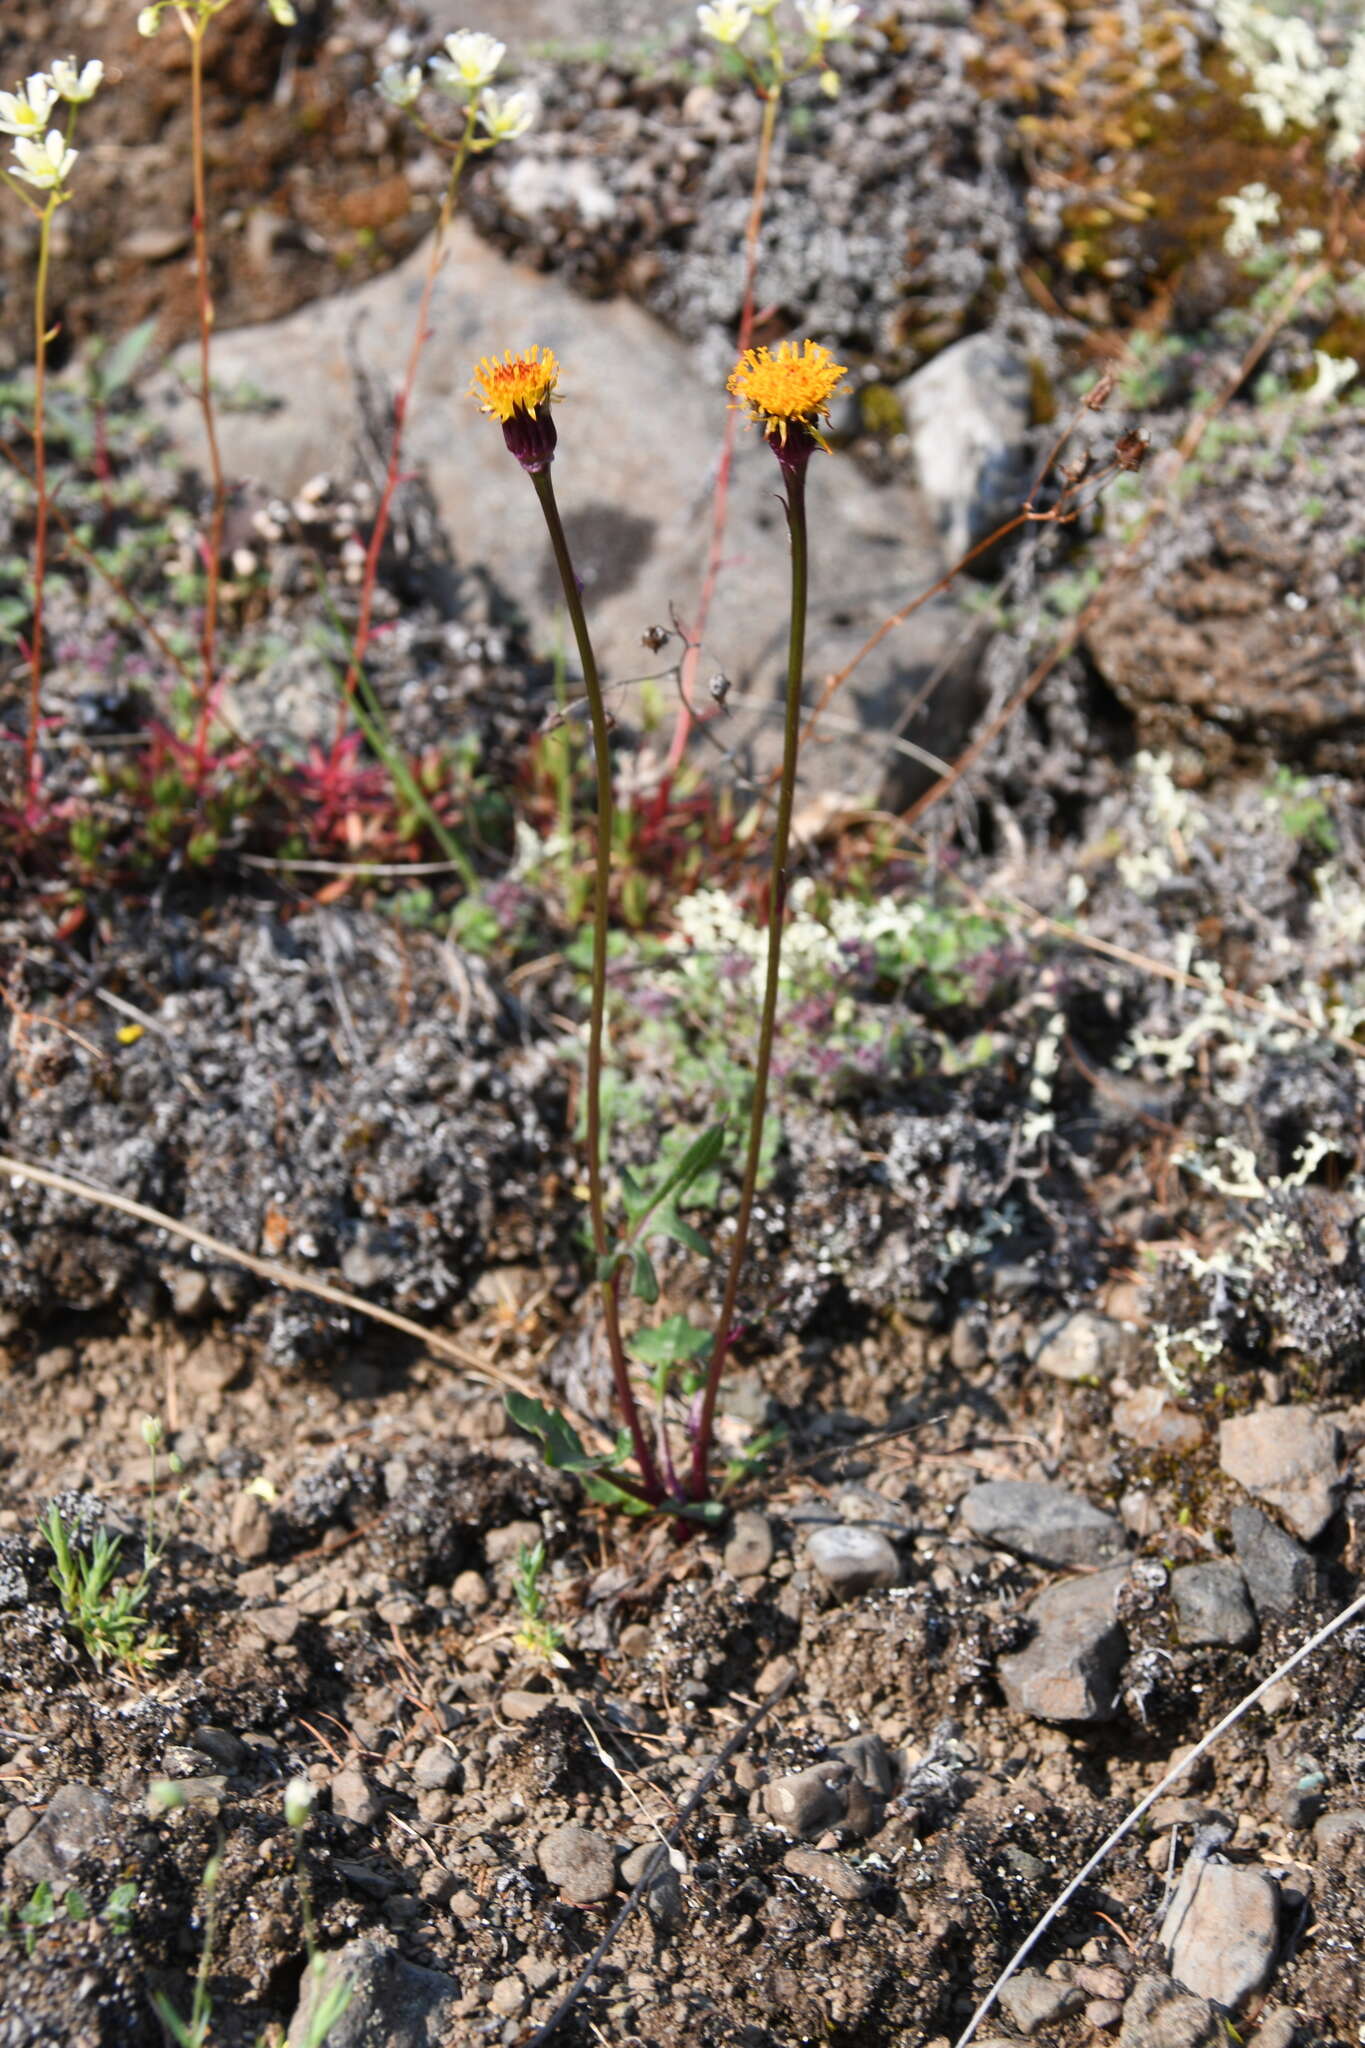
[22,200,55,817]
[689,463,808,1502]
[531,467,664,1504]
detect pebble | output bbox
[286,1935,459,2046]
[5,1783,112,1885]
[413,1743,461,1792]
[1229,1505,1314,1617]
[485,1520,545,1565]
[228,1487,273,1561]
[489,1976,526,2018]
[762,1760,881,1840]
[724,1509,775,1578]
[452,1568,489,1612]
[998,1969,1085,2035]
[806,1524,901,1597]
[251,1603,301,1645]
[331,1766,383,1828]
[1170,1562,1257,1648]
[832,1731,897,1798]
[1251,2008,1299,2048]
[1112,1384,1207,1453]
[621,1841,684,1927]
[618,1624,653,1660]
[1118,1973,1225,2048]
[782,1847,874,1901]
[1161,1858,1279,2012]
[1033,1309,1128,1383]
[961,1480,1127,1568]
[997,1566,1129,1724]
[501,1689,555,1723]
[189,1726,249,1773]
[1312,1808,1365,1865]
[537,1824,617,1904]
[1219,1406,1344,1542]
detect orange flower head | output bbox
[727,339,848,473]
[470,345,560,471]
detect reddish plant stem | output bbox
[188,20,228,786]
[336,111,478,744]
[655,85,780,806]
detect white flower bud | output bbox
[284,1777,316,1828]
[697,0,753,44]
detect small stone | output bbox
[501,1690,554,1723]
[1161,1858,1279,2012]
[452,1569,489,1612]
[183,1336,243,1395]
[489,1976,526,2018]
[755,1654,797,1697]
[189,1726,248,1773]
[1220,1407,1344,1542]
[724,1510,775,1579]
[998,1969,1085,2035]
[1118,1973,1225,2048]
[5,1784,112,1885]
[413,1744,460,1792]
[998,1566,1129,1724]
[806,1524,901,1597]
[961,1480,1127,1568]
[1251,2007,1299,2048]
[229,1489,273,1563]
[286,1935,460,2046]
[1171,1563,1257,1648]
[537,1824,616,1904]
[251,1603,301,1645]
[618,1624,652,1660]
[331,1767,383,1828]
[782,1847,874,1901]
[485,1521,543,1566]
[1034,1309,1127,1383]
[1230,1506,1314,1617]
[1113,1385,1207,1453]
[831,1732,897,1798]
[763,1763,853,1837]
[621,1842,684,1927]
[1088,1999,1124,2029]
[1312,1808,1365,1866]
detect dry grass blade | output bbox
[0,1151,532,1400]
[953,1585,1365,2048]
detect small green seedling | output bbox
[512,1538,568,1666]
[39,1417,180,1671]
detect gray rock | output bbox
[1161,1858,1280,2012]
[724,1509,775,1579]
[1033,1309,1128,1383]
[961,1480,1127,1568]
[287,1936,459,2047]
[6,1784,113,1885]
[998,1969,1085,2036]
[163,221,964,805]
[1312,1808,1365,1866]
[782,1846,874,1901]
[807,1523,901,1598]
[229,1489,273,1563]
[537,1823,616,1904]
[997,1566,1129,1724]
[1251,2007,1299,2048]
[412,1744,461,1793]
[900,330,1033,569]
[831,1731,897,1799]
[1113,1384,1208,1453]
[331,1767,383,1828]
[762,1759,881,1841]
[1229,1505,1314,1617]
[1219,1406,1344,1542]
[189,1727,249,1773]
[1119,1975,1225,2048]
[620,1841,684,1928]
[1170,1562,1257,1649]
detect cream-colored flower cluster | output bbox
[138,0,296,34]
[0,59,102,197]
[378,28,536,144]
[696,0,859,52]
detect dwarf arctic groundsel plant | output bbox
[478,339,847,1513]
[0,55,103,823]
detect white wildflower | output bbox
[49,58,103,104]
[1218,180,1279,259]
[267,0,298,22]
[430,29,505,96]
[283,1778,316,1828]
[796,0,859,41]
[10,129,78,190]
[697,1,753,46]
[0,74,59,138]
[378,62,423,108]
[136,6,162,35]
[476,87,536,141]
[1304,350,1358,407]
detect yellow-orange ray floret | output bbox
[470,345,561,423]
[726,339,848,446]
